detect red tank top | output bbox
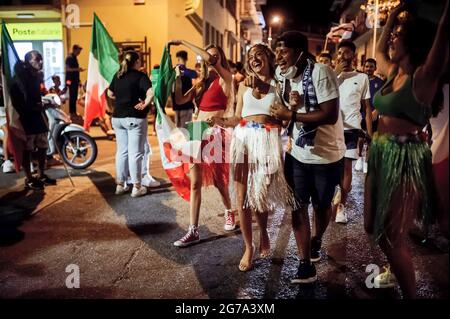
[199,75,228,112]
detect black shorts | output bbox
[284,153,343,211]
[344,129,360,159]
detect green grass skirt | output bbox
[367,132,436,244]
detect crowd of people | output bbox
[1,1,448,298]
[160,1,447,297]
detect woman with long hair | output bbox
[169,40,236,247]
[108,50,153,198]
[364,1,448,298]
[209,44,297,271]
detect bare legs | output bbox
[235,160,253,271]
[189,163,232,227]
[292,206,311,261]
[364,173,417,298]
[340,158,353,206]
[22,148,46,180]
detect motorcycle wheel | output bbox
[60,131,98,169]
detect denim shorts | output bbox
[284,153,343,211]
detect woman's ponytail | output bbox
[118,51,140,79]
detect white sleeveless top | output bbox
[241,81,278,118]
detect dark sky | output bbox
[261,0,340,33]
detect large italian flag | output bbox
[83,13,119,131]
[154,46,203,201]
[1,22,25,172]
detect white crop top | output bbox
[241,81,279,118]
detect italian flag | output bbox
[83,13,119,131]
[1,22,25,172]
[154,46,203,201]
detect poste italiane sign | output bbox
[5,22,62,41]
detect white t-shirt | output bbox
[430,84,449,164]
[337,71,370,130]
[278,63,346,164]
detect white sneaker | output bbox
[363,162,368,174]
[142,174,161,188]
[335,203,348,224]
[131,185,147,198]
[332,186,341,206]
[354,157,363,171]
[2,159,15,173]
[115,184,130,195]
[374,265,397,288]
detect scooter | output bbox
[42,94,98,169]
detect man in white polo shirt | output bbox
[334,40,372,224]
[271,31,345,284]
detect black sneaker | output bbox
[311,236,322,262]
[25,177,45,190]
[39,174,57,186]
[291,260,317,284]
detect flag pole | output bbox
[41,112,76,188]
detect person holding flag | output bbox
[7,50,56,189]
[166,40,236,247]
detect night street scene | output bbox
[0,0,448,315]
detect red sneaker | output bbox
[224,210,236,231]
[174,225,200,247]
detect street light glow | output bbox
[272,16,281,24]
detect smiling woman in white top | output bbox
[208,43,297,272]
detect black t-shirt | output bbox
[109,69,152,118]
[10,66,48,135]
[65,53,80,82]
[171,75,194,111]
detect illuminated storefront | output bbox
[3,21,65,89]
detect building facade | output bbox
[1,0,266,85]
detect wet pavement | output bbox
[0,126,448,299]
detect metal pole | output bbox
[372,0,379,58]
[40,112,75,188]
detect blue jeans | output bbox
[112,117,147,185]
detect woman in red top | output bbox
[170,40,236,247]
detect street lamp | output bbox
[268,15,282,48]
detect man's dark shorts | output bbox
[284,153,343,212]
[25,133,49,151]
[344,129,360,159]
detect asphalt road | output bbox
[0,126,448,299]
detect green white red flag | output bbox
[83,13,119,131]
[1,22,25,172]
